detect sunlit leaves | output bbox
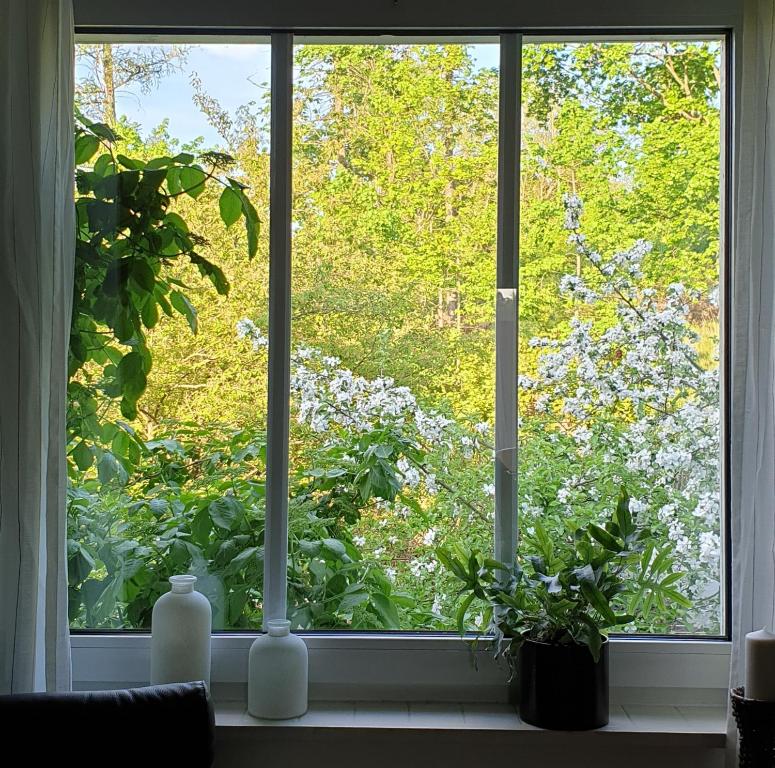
[75,134,100,164]
[69,113,261,479]
[219,186,242,227]
[179,166,206,198]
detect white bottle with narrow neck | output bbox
[150,575,212,687]
[248,619,308,719]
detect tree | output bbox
[76,44,189,125]
[69,112,259,479]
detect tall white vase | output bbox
[150,575,212,687]
[248,619,308,719]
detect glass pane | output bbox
[69,43,270,629]
[288,42,500,630]
[518,39,724,634]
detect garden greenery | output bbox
[68,42,722,634]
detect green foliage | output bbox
[438,489,690,661]
[67,423,412,629]
[67,40,722,633]
[69,112,260,479]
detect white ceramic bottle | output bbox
[248,619,308,719]
[150,575,212,687]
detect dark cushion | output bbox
[0,681,215,767]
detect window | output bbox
[69,42,271,629]
[68,33,726,639]
[518,39,724,635]
[288,40,499,630]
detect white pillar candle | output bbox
[745,628,775,701]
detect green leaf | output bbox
[117,351,147,400]
[615,488,634,538]
[191,254,229,295]
[322,538,347,557]
[89,122,118,142]
[170,290,198,333]
[72,441,94,471]
[148,498,168,517]
[156,293,173,317]
[131,260,156,292]
[219,187,242,227]
[68,547,95,584]
[582,626,603,663]
[191,507,212,546]
[226,587,249,625]
[371,592,400,629]
[138,167,168,195]
[208,496,244,531]
[588,524,622,553]
[145,156,172,170]
[97,452,128,486]
[164,211,189,232]
[180,166,206,198]
[339,590,370,612]
[120,398,137,420]
[116,154,144,170]
[75,134,100,165]
[456,592,475,635]
[166,166,182,195]
[436,547,470,583]
[118,170,140,196]
[111,430,132,461]
[309,558,327,580]
[93,153,115,177]
[224,546,263,576]
[659,571,685,588]
[662,588,692,608]
[579,580,618,625]
[140,298,159,329]
[240,192,260,257]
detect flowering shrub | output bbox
[517,195,721,633]
[68,201,720,633]
[236,318,496,629]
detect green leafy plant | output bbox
[438,489,691,662]
[67,422,413,630]
[69,111,259,478]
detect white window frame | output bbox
[71,0,740,701]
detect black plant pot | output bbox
[515,638,609,730]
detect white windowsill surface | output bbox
[71,634,732,706]
[215,700,726,747]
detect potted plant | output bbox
[437,489,689,730]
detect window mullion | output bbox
[264,31,294,626]
[494,33,521,569]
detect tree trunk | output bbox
[101,44,117,125]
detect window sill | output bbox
[71,633,732,705]
[214,699,726,748]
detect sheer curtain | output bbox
[0,0,74,693]
[728,0,775,761]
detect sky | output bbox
[77,43,500,149]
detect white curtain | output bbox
[728,0,775,762]
[0,0,74,693]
